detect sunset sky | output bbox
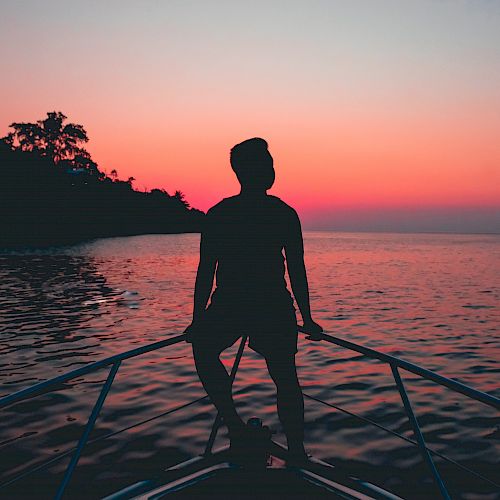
[1,1,499,232]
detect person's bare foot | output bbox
[286,446,310,467]
[286,454,309,467]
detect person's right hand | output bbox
[184,320,199,342]
[300,319,324,340]
[184,322,195,334]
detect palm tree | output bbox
[174,190,190,208]
[4,111,89,164]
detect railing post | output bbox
[55,361,121,500]
[391,364,451,500]
[204,336,247,456]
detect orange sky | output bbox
[1,1,499,231]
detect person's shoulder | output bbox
[267,195,299,219]
[206,196,239,217]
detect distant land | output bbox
[0,112,204,247]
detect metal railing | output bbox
[303,331,500,500]
[0,333,187,500]
[204,336,248,456]
[1,330,499,500]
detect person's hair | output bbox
[230,137,275,190]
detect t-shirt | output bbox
[203,194,301,300]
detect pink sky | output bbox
[1,1,499,231]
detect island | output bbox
[0,112,204,247]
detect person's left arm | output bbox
[284,208,323,336]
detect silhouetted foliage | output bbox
[0,112,204,247]
[174,190,190,208]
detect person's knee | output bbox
[266,352,295,363]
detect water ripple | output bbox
[0,232,499,498]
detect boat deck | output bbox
[2,332,499,499]
[163,468,343,499]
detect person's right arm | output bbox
[185,213,217,335]
[192,232,217,322]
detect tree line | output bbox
[0,111,204,246]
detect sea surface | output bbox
[0,232,499,499]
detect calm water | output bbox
[0,232,499,499]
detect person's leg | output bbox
[265,353,306,457]
[192,343,245,435]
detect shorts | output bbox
[187,287,298,357]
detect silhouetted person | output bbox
[186,138,322,461]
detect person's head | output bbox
[230,138,275,191]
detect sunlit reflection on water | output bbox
[0,232,498,498]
